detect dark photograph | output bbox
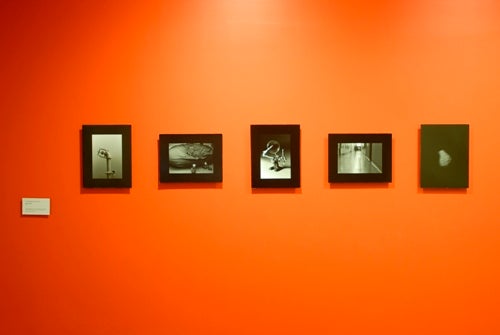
[159,134,222,183]
[329,134,392,183]
[420,124,469,188]
[82,125,132,188]
[251,125,300,188]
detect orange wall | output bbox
[1,1,499,334]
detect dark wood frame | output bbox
[82,125,132,188]
[420,124,469,188]
[328,133,392,183]
[251,125,300,188]
[159,134,222,183]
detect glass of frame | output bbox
[159,134,222,183]
[328,133,392,183]
[251,125,300,188]
[82,125,132,188]
[420,124,469,188]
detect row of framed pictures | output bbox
[81,124,470,189]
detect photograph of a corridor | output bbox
[337,143,383,174]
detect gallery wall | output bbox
[1,0,499,334]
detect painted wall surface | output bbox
[1,1,499,334]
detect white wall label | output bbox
[22,198,51,216]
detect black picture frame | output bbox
[159,134,222,183]
[251,125,300,188]
[420,124,469,188]
[82,125,132,188]
[328,133,392,183]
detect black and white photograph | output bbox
[337,142,383,174]
[92,134,123,179]
[82,125,132,188]
[329,134,392,183]
[251,125,300,188]
[420,124,469,188]
[159,134,222,183]
[259,134,292,180]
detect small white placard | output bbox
[22,198,51,216]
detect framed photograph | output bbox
[251,125,300,188]
[82,125,132,188]
[328,133,392,183]
[420,124,469,188]
[159,134,222,183]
